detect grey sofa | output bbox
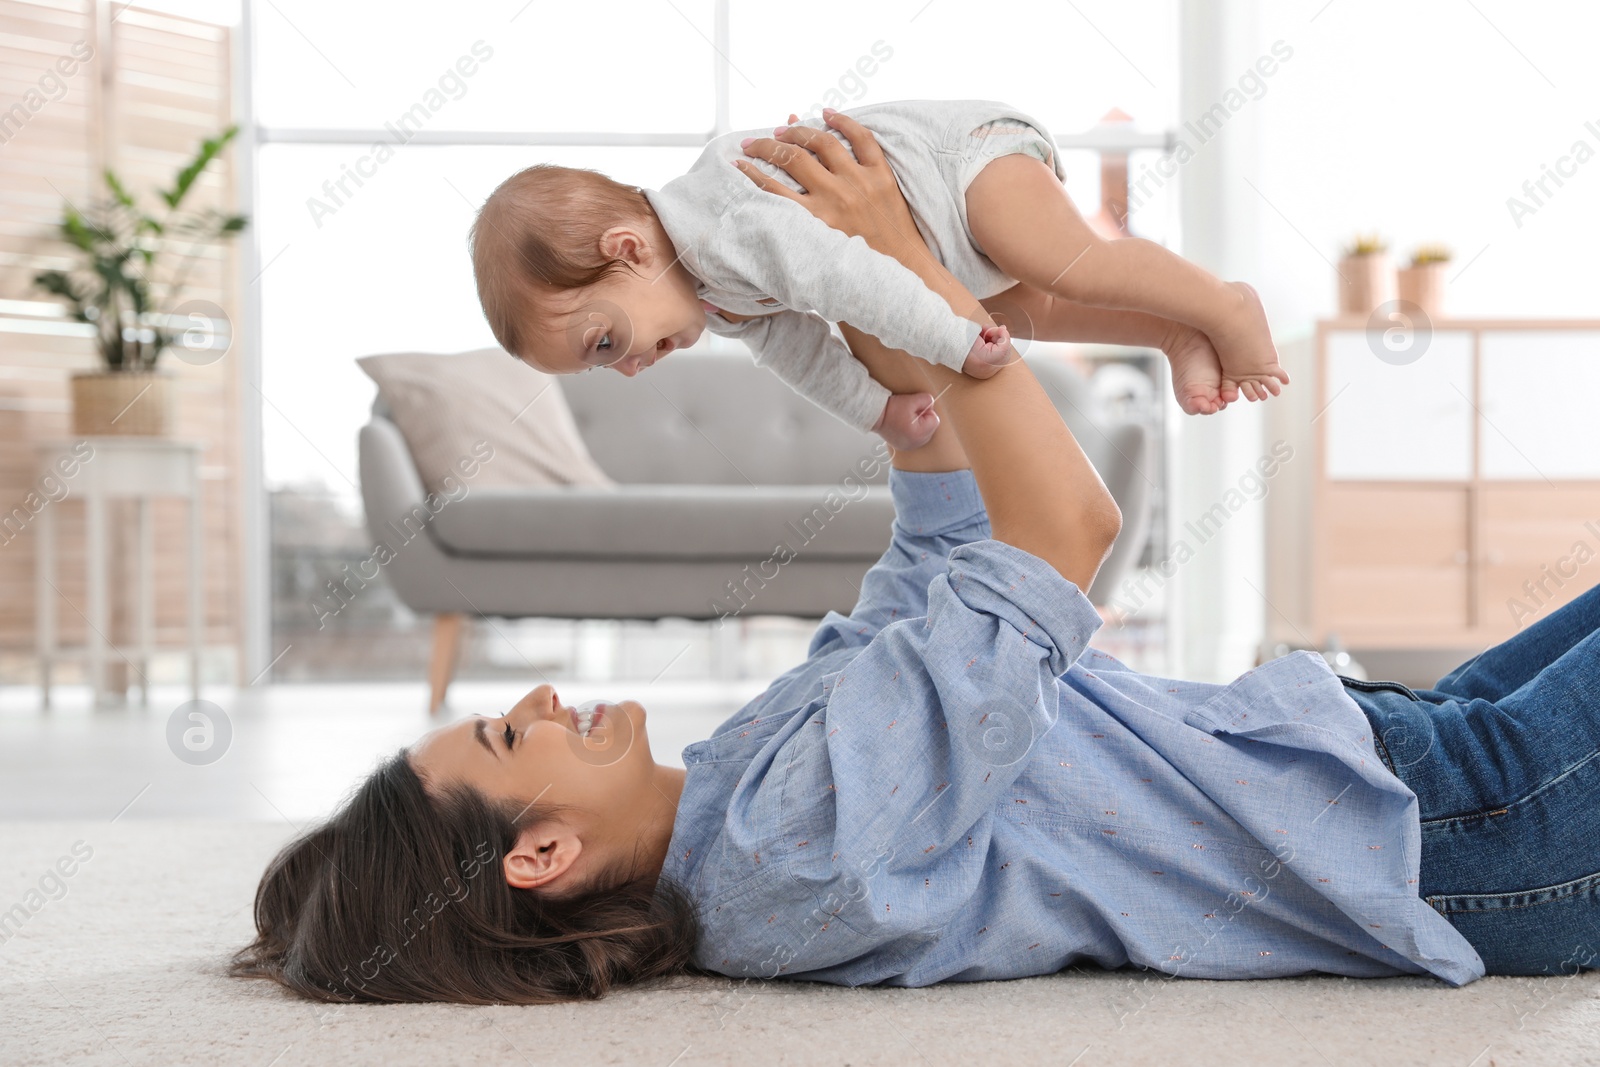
[359,352,1151,709]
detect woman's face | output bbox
[409,684,660,820]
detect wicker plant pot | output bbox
[1397,262,1448,319]
[70,371,174,436]
[1337,252,1395,317]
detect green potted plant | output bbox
[1398,244,1451,319]
[1337,233,1394,317]
[33,126,248,436]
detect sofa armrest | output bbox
[359,416,429,546]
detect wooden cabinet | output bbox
[1478,485,1599,631]
[1322,485,1471,635]
[1306,321,1600,648]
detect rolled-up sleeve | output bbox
[807,469,991,655]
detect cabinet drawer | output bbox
[1324,570,1471,630]
[1325,486,1470,567]
[1322,486,1470,630]
[1480,484,1600,632]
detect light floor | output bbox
[4,681,1600,1066]
[4,815,1599,1067]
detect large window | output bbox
[253,0,1179,493]
[248,0,1180,679]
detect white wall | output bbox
[1253,0,1600,328]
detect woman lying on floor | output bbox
[234,118,1600,1004]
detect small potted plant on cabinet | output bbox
[1337,233,1394,317]
[1398,244,1451,319]
[33,126,249,436]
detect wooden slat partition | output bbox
[0,0,240,681]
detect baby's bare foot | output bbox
[1164,325,1230,415]
[1212,281,1288,402]
[873,392,940,450]
[960,324,1014,380]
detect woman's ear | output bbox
[503,822,583,890]
[597,225,651,267]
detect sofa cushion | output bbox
[358,348,614,493]
[429,485,896,560]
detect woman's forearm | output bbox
[836,322,970,473]
[921,356,1122,593]
[855,241,1122,591]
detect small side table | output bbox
[34,438,204,708]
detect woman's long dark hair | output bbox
[230,753,699,1004]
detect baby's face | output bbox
[523,260,706,377]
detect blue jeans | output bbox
[1341,582,1600,976]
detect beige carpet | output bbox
[2,821,1598,1067]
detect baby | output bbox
[470,99,1286,449]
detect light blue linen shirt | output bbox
[661,469,1485,987]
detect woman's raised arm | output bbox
[737,115,1122,592]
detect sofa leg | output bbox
[429,613,466,715]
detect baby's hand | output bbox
[960,324,1014,380]
[873,392,940,450]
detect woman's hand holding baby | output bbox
[738,111,1018,382]
[736,111,1122,589]
[736,111,925,266]
[738,111,980,450]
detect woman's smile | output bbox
[572,702,607,739]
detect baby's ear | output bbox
[597,225,650,265]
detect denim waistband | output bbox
[1336,675,1419,778]
[1337,675,1421,700]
